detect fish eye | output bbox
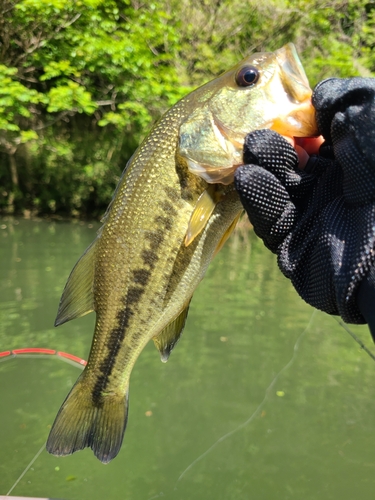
[235,66,260,87]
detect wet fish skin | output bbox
[46,43,317,463]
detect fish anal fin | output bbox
[153,301,191,362]
[55,239,97,327]
[46,374,128,464]
[185,186,218,247]
[214,211,242,257]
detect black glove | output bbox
[234,78,375,337]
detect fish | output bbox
[46,43,318,464]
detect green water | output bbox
[1,218,375,500]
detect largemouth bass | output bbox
[46,43,318,463]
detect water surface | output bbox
[0,218,374,499]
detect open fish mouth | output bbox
[268,97,318,139]
[268,44,318,138]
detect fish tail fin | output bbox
[46,375,129,464]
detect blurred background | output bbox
[1,0,374,218]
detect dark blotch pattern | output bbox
[133,268,151,286]
[155,215,173,231]
[91,305,133,406]
[91,188,181,406]
[92,279,150,405]
[146,229,164,251]
[164,186,180,204]
[141,249,159,269]
[127,286,144,305]
[160,200,178,217]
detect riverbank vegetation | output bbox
[1,0,373,217]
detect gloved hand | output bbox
[234,78,375,337]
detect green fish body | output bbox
[46,43,317,463]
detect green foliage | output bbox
[0,0,374,216]
[292,0,372,83]
[0,65,45,138]
[0,0,186,215]
[11,0,185,128]
[46,82,97,114]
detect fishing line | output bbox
[175,310,316,486]
[1,348,85,495]
[3,318,372,495]
[6,442,45,496]
[334,318,375,363]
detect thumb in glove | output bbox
[313,78,375,204]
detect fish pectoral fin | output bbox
[213,211,243,257]
[55,238,97,327]
[185,186,218,247]
[153,300,192,362]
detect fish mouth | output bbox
[210,43,319,159]
[269,43,318,137]
[275,43,312,102]
[182,43,318,185]
[269,98,319,138]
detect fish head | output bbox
[179,43,318,184]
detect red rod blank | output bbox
[12,348,56,355]
[57,351,87,365]
[0,348,87,366]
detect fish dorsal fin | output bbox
[153,301,191,362]
[54,239,97,327]
[185,186,218,246]
[213,211,242,257]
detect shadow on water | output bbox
[0,217,375,499]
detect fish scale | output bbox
[46,43,318,463]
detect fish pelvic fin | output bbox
[185,186,218,246]
[213,210,242,257]
[55,239,97,326]
[46,374,129,464]
[153,300,191,362]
